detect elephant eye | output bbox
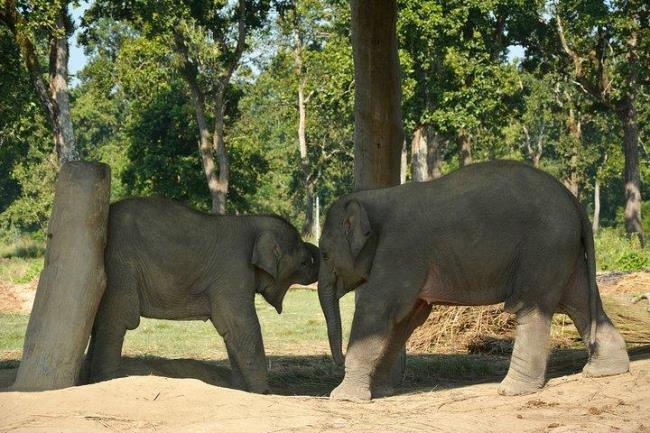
[301,259,308,267]
[322,252,329,261]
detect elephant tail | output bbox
[579,206,598,354]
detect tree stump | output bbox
[12,161,111,391]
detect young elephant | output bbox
[318,160,629,400]
[86,197,319,393]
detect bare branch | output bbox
[555,13,582,79]
[221,0,247,86]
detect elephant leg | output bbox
[354,289,406,396]
[226,342,246,390]
[331,285,397,401]
[372,299,432,398]
[88,266,140,383]
[89,322,128,382]
[498,308,552,396]
[210,295,270,394]
[559,260,629,377]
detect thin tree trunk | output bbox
[212,88,229,215]
[2,1,76,166]
[293,13,316,238]
[563,108,581,198]
[350,0,404,191]
[593,178,600,234]
[522,124,543,168]
[457,129,472,168]
[174,31,222,214]
[297,78,316,237]
[187,74,221,212]
[48,9,76,164]
[410,126,428,182]
[427,130,443,179]
[400,138,408,184]
[619,94,645,246]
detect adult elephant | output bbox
[86,197,319,394]
[317,160,629,400]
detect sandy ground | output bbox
[1,271,649,432]
[1,358,649,433]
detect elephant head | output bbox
[252,226,319,314]
[318,198,377,366]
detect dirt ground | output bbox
[1,358,649,433]
[1,271,649,432]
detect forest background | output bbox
[1,0,648,272]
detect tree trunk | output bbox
[293,17,317,238]
[593,177,601,234]
[13,162,111,390]
[410,126,428,182]
[212,88,230,215]
[3,1,76,166]
[48,9,76,164]
[351,0,406,387]
[618,95,645,246]
[400,138,408,184]
[427,130,443,179]
[298,79,316,237]
[457,129,472,168]
[563,108,581,198]
[174,31,223,214]
[350,0,404,191]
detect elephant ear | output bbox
[342,199,372,260]
[251,231,282,279]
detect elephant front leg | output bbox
[498,308,551,396]
[225,343,247,391]
[211,300,270,394]
[331,294,394,401]
[372,299,433,398]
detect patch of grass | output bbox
[0,289,355,362]
[0,257,42,285]
[0,237,45,259]
[0,313,29,355]
[595,228,650,271]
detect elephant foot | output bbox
[583,353,629,378]
[583,325,630,378]
[330,382,372,401]
[497,375,543,396]
[371,384,394,399]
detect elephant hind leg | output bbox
[498,307,552,396]
[559,259,629,377]
[88,266,140,383]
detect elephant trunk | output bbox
[318,276,344,366]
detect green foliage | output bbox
[0,0,647,261]
[595,228,650,272]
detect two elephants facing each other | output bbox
[317,160,630,401]
[86,197,319,394]
[86,160,630,400]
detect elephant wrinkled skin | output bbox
[318,160,629,400]
[86,197,319,394]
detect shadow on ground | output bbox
[2,345,649,397]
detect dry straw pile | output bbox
[407,272,650,355]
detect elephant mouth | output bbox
[260,283,285,314]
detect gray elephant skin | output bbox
[86,197,319,394]
[318,160,629,400]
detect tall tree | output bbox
[278,0,325,239]
[1,0,77,166]
[398,0,528,177]
[553,0,647,244]
[86,0,269,214]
